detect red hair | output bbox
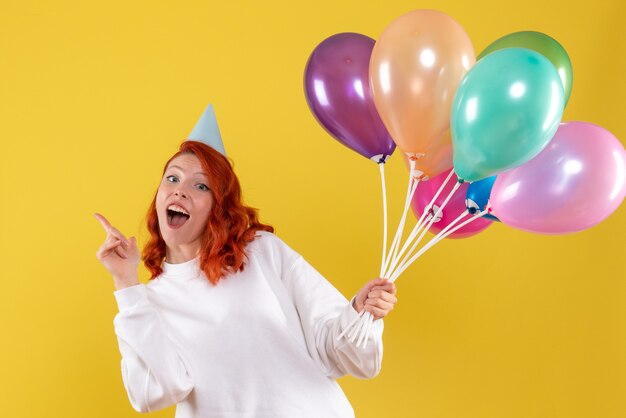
[142,141,274,284]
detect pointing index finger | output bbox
[94,213,113,232]
[94,213,129,244]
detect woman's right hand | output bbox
[94,213,140,290]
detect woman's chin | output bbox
[160,222,188,240]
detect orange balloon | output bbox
[401,130,453,180]
[370,10,475,155]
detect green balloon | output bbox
[478,31,573,105]
[451,48,565,182]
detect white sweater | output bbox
[113,231,384,417]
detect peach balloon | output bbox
[401,130,453,180]
[370,10,475,155]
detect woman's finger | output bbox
[108,226,129,245]
[372,282,396,293]
[94,213,130,246]
[369,282,396,293]
[365,298,395,312]
[114,245,128,259]
[94,213,114,233]
[367,289,398,304]
[364,305,387,320]
[96,239,125,260]
[101,236,128,254]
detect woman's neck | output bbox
[165,242,201,264]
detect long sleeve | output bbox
[113,284,194,413]
[280,252,384,380]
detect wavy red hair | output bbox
[142,141,274,284]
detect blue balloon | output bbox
[466,176,500,222]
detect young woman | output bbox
[95,140,397,417]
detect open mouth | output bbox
[167,204,190,229]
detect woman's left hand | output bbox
[353,278,398,320]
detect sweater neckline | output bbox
[162,257,201,279]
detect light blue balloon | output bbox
[451,48,565,182]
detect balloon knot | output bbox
[372,154,390,164]
[407,152,425,161]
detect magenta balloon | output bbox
[304,33,395,162]
[411,169,492,239]
[490,122,626,234]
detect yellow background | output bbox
[1,0,625,417]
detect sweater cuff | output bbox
[342,296,384,334]
[114,284,148,311]
[340,296,361,331]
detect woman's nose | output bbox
[174,189,187,198]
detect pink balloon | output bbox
[490,121,626,234]
[411,169,492,239]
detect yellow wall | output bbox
[1,0,624,417]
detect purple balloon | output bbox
[490,122,626,234]
[304,33,395,163]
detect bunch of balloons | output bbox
[305,8,626,240]
[304,9,626,344]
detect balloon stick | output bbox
[336,310,365,341]
[391,209,490,282]
[353,209,490,345]
[347,159,420,347]
[389,200,468,281]
[356,313,374,348]
[381,159,420,277]
[384,169,456,278]
[379,163,389,278]
[350,313,368,342]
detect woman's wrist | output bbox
[113,274,140,290]
[352,297,364,313]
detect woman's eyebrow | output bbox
[166,165,208,177]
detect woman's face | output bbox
[156,153,214,251]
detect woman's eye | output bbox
[165,175,178,182]
[196,184,210,191]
